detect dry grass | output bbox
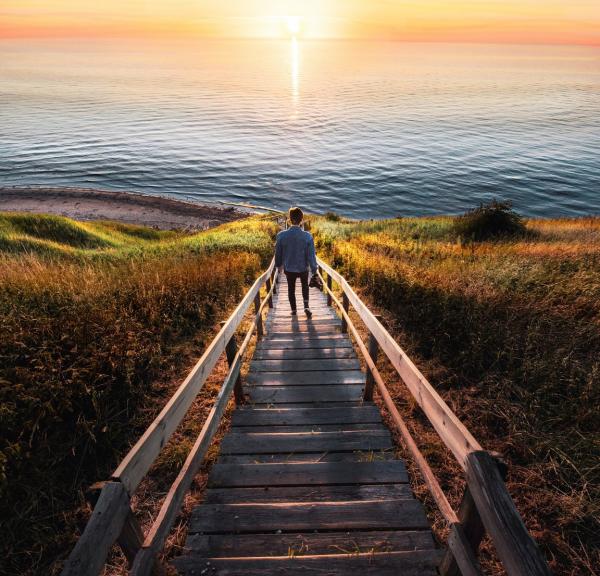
[311,214,599,576]
[0,212,278,576]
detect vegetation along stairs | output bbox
[62,255,553,576]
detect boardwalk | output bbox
[172,275,440,575]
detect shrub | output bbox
[453,200,526,241]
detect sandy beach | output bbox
[0,186,245,230]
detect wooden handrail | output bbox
[61,261,278,576]
[317,258,552,576]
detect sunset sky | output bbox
[1,0,599,45]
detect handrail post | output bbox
[326,274,333,306]
[271,270,277,294]
[84,481,143,568]
[340,292,349,333]
[363,317,381,401]
[225,335,244,404]
[266,277,274,308]
[254,293,264,338]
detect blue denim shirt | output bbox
[274,226,318,274]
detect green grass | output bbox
[0,212,278,575]
[309,213,599,575]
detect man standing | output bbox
[275,207,317,318]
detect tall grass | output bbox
[310,213,599,575]
[0,213,277,575]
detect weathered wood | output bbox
[189,499,429,533]
[326,273,333,306]
[270,318,340,326]
[268,326,341,336]
[173,550,442,576]
[246,384,364,403]
[129,347,243,576]
[318,258,482,469]
[186,529,434,557]
[232,423,386,433]
[440,482,491,576]
[216,451,397,464]
[231,406,381,427]
[340,292,350,333]
[251,358,361,372]
[84,482,143,567]
[465,451,552,576]
[208,461,408,487]
[61,482,131,576]
[253,347,355,360]
[219,430,393,454]
[256,336,351,349]
[246,370,366,386]
[266,277,273,308]
[202,483,413,504]
[444,522,484,576]
[113,260,275,494]
[225,335,244,404]
[364,329,380,401]
[254,293,264,338]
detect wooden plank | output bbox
[254,347,356,360]
[189,499,430,533]
[268,328,341,337]
[220,430,393,454]
[246,384,364,403]
[202,483,413,504]
[231,406,381,427]
[186,529,435,557]
[250,359,361,372]
[216,451,396,464]
[231,423,386,433]
[61,482,131,576]
[113,260,275,493]
[208,461,408,487]
[172,550,442,576]
[246,371,366,386]
[317,258,482,469]
[269,318,339,325]
[256,337,352,350]
[465,451,552,576]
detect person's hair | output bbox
[289,206,303,225]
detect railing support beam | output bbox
[326,274,333,306]
[363,319,381,401]
[225,335,244,404]
[254,293,264,338]
[340,292,349,333]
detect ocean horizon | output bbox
[1,38,599,218]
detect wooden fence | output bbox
[316,258,552,576]
[61,260,278,576]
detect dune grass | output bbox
[309,213,599,575]
[0,212,277,575]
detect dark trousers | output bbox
[285,270,309,311]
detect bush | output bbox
[323,211,341,222]
[453,200,526,241]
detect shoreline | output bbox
[0,186,248,230]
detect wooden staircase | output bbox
[172,275,440,574]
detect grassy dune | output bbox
[0,213,277,575]
[310,214,599,575]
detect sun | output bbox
[284,15,302,38]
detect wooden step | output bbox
[216,451,396,464]
[246,371,366,386]
[202,484,413,504]
[231,406,381,427]
[186,529,434,557]
[256,337,352,350]
[173,550,441,576]
[208,461,408,488]
[231,423,386,433]
[246,384,364,403]
[253,347,356,360]
[250,359,361,372]
[189,499,429,533]
[219,430,393,455]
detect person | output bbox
[275,206,317,318]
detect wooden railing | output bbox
[61,260,279,576]
[317,258,552,576]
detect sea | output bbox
[1,39,599,218]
